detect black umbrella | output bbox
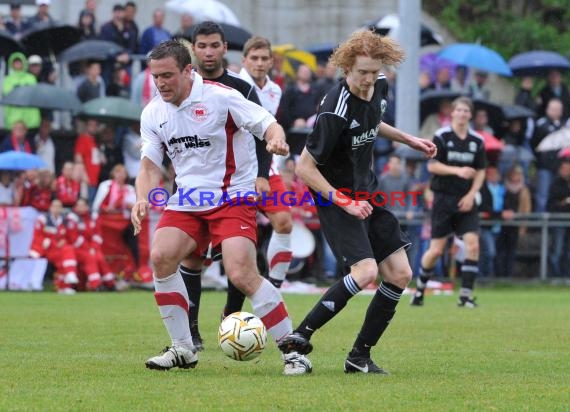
[502,104,536,121]
[473,99,504,133]
[57,40,126,63]
[419,89,461,123]
[182,23,252,51]
[0,31,25,57]
[508,50,570,77]
[368,14,443,47]
[21,23,82,57]
[0,84,81,112]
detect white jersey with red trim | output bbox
[239,68,284,176]
[140,72,275,212]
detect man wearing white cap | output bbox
[30,0,55,27]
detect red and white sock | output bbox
[153,271,193,349]
[250,278,292,342]
[267,232,292,286]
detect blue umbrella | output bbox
[0,151,47,170]
[508,50,570,77]
[438,43,512,76]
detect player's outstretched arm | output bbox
[377,122,437,159]
[263,122,289,156]
[132,157,163,235]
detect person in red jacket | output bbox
[21,169,54,212]
[55,161,80,208]
[29,199,79,294]
[66,198,116,291]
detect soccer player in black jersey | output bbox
[411,96,486,308]
[278,30,437,374]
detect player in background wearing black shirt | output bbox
[176,22,275,351]
[278,30,437,374]
[411,97,486,308]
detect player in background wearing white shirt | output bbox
[239,36,294,291]
[131,39,311,375]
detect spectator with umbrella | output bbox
[5,2,31,40]
[78,8,97,40]
[29,0,55,27]
[76,61,105,103]
[2,53,41,130]
[538,70,570,118]
[32,117,56,174]
[0,121,33,154]
[99,4,135,86]
[546,159,570,277]
[531,98,567,212]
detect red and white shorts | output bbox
[156,202,257,258]
[258,175,291,214]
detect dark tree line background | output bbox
[424,0,570,59]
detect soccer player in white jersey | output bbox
[131,39,311,375]
[239,36,294,290]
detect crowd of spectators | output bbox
[0,1,569,292]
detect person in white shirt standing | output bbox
[131,39,312,375]
[239,37,293,289]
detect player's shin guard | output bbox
[296,275,361,339]
[352,281,403,355]
[460,259,478,298]
[224,280,246,317]
[179,265,202,328]
[153,271,193,349]
[267,232,292,288]
[250,278,292,342]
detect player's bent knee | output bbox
[271,215,293,233]
[351,260,378,287]
[150,248,178,277]
[225,270,261,296]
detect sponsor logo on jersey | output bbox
[447,151,475,163]
[352,128,376,149]
[349,119,360,129]
[190,103,208,122]
[469,141,477,152]
[167,135,211,149]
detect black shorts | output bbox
[317,202,411,269]
[431,192,480,239]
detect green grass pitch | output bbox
[1,287,569,411]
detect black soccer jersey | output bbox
[305,75,389,196]
[430,126,487,196]
[209,69,261,106]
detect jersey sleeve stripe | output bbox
[334,88,349,118]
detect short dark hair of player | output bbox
[192,21,226,43]
[451,96,474,114]
[330,29,405,75]
[147,39,192,72]
[243,36,272,58]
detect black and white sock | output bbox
[351,281,403,356]
[224,280,247,317]
[416,266,435,293]
[296,275,360,339]
[179,265,201,329]
[460,259,478,299]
